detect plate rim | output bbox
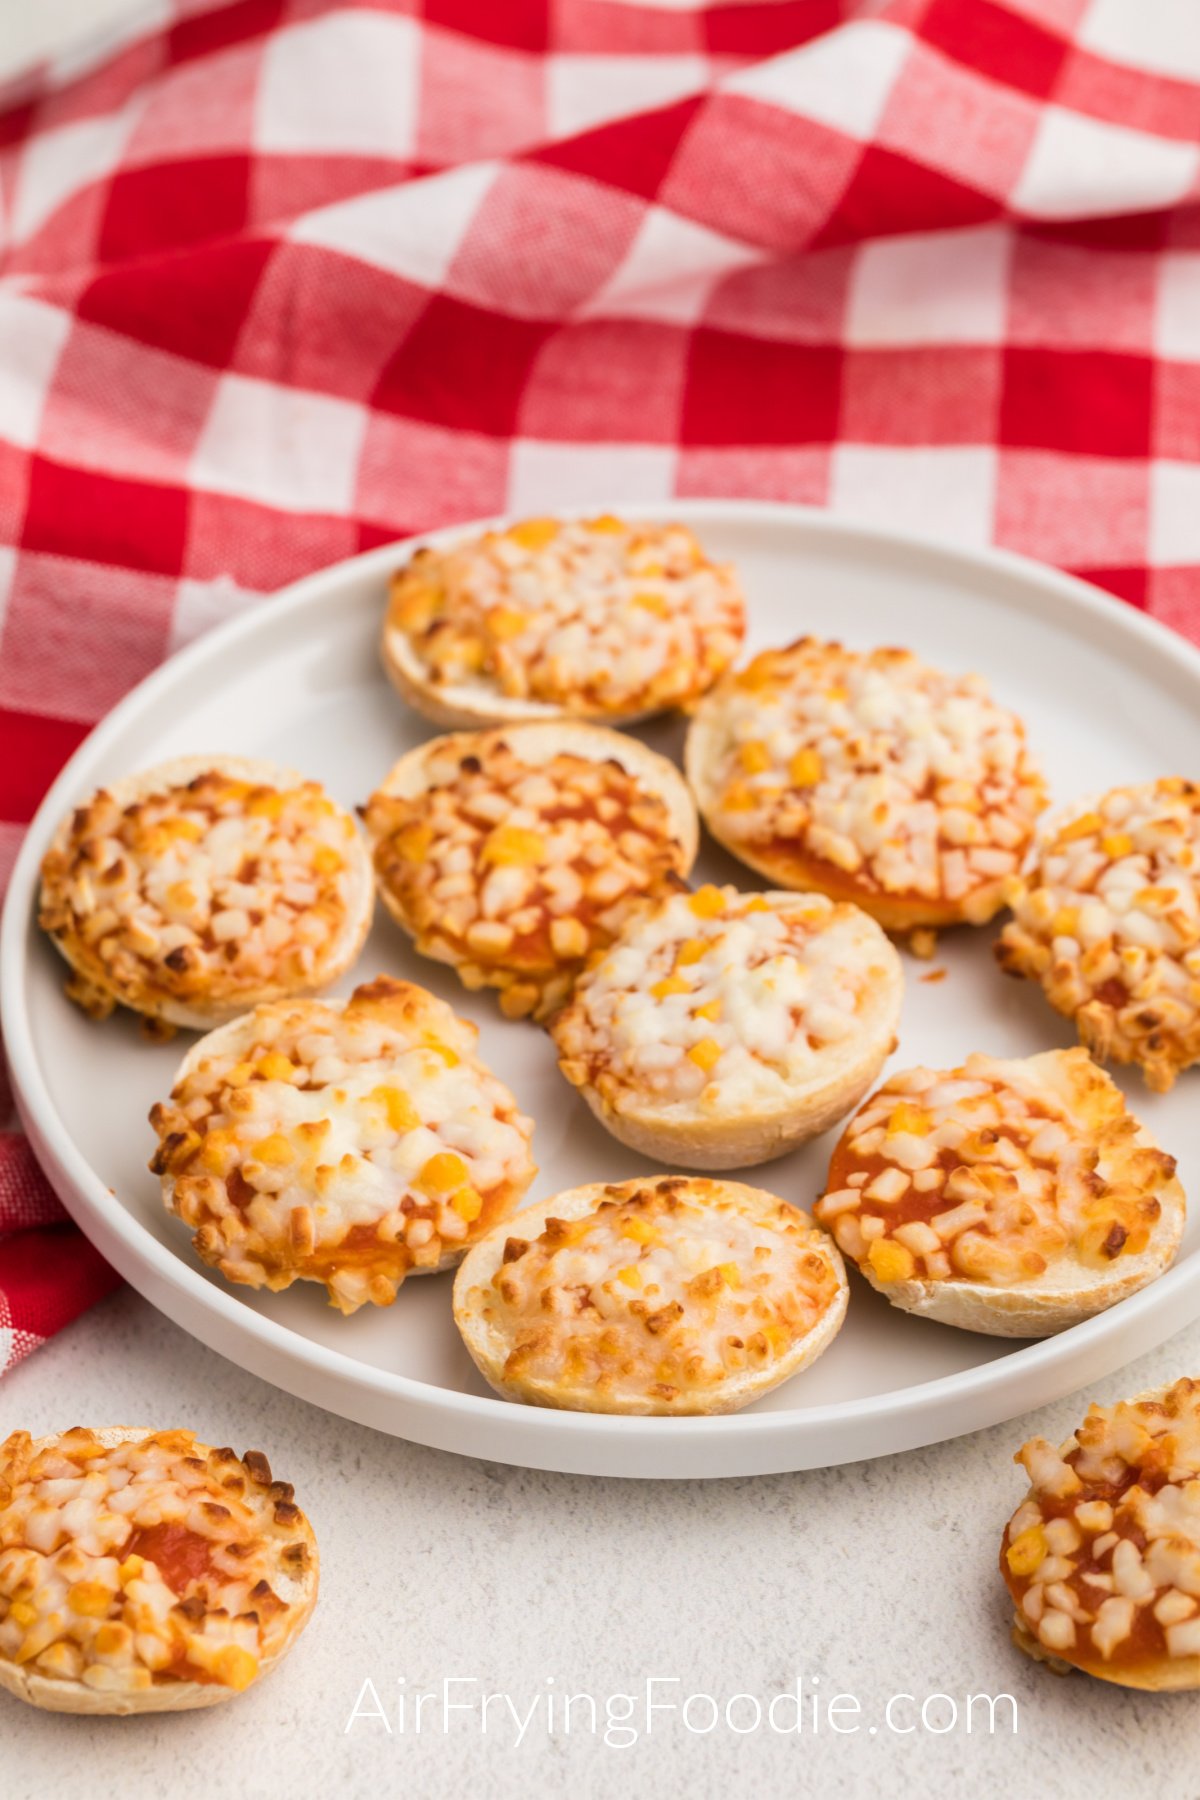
[7,498,1200,1476]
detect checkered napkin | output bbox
[3,0,1200,1375]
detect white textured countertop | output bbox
[4,1288,1200,1799]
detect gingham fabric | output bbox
[3,0,1200,1374]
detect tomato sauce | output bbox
[124,1522,214,1594]
[1005,1459,1173,1670]
[381,764,677,972]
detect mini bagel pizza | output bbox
[997,779,1200,1092]
[38,755,373,1030]
[685,639,1047,933]
[814,1047,1183,1336]
[0,1426,316,1714]
[363,721,698,1021]
[381,514,745,727]
[150,976,536,1314]
[550,884,902,1169]
[453,1175,848,1415]
[550,882,899,1166]
[1002,1378,1200,1690]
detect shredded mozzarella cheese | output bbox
[998,779,1200,1091]
[1004,1380,1200,1673]
[151,978,536,1313]
[0,1429,313,1700]
[553,884,886,1115]
[817,1049,1173,1287]
[388,515,744,716]
[694,639,1045,914]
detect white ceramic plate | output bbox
[6,502,1200,1479]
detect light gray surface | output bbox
[3,1287,1200,1799]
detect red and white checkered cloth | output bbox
[3,0,1200,1376]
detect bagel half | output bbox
[381,515,745,728]
[1003,1378,1200,1690]
[551,884,903,1170]
[38,755,374,1030]
[150,976,537,1313]
[815,1047,1184,1336]
[684,640,1047,933]
[453,1175,848,1415]
[996,778,1200,1093]
[363,720,698,1020]
[384,631,564,730]
[0,1426,317,1715]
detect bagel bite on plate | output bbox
[150,976,536,1313]
[38,755,372,1031]
[815,1048,1184,1336]
[997,779,1200,1092]
[686,639,1046,935]
[551,883,902,1169]
[382,514,744,727]
[363,721,697,1022]
[453,1175,848,1416]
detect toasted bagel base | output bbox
[0,1427,319,1715]
[40,755,374,1030]
[847,1050,1185,1337]
[552,893,903,1171]
[453,1178,849,1416]
[685,707,1015,930]
[382,628,657,728]
[369,720,700,957]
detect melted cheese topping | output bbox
[475,1178,841,1408]
[553,884,886,1115]
[39,765,364,1022]
[388,515,744,717]
[365,733,690,1020]
[1003,1380,1200,1674]
[151,978,536,1313]
[695,640,1046,914]
[0,1429,313,1699]
[997,780,1200,1092]
[816,1049,1173,1288]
